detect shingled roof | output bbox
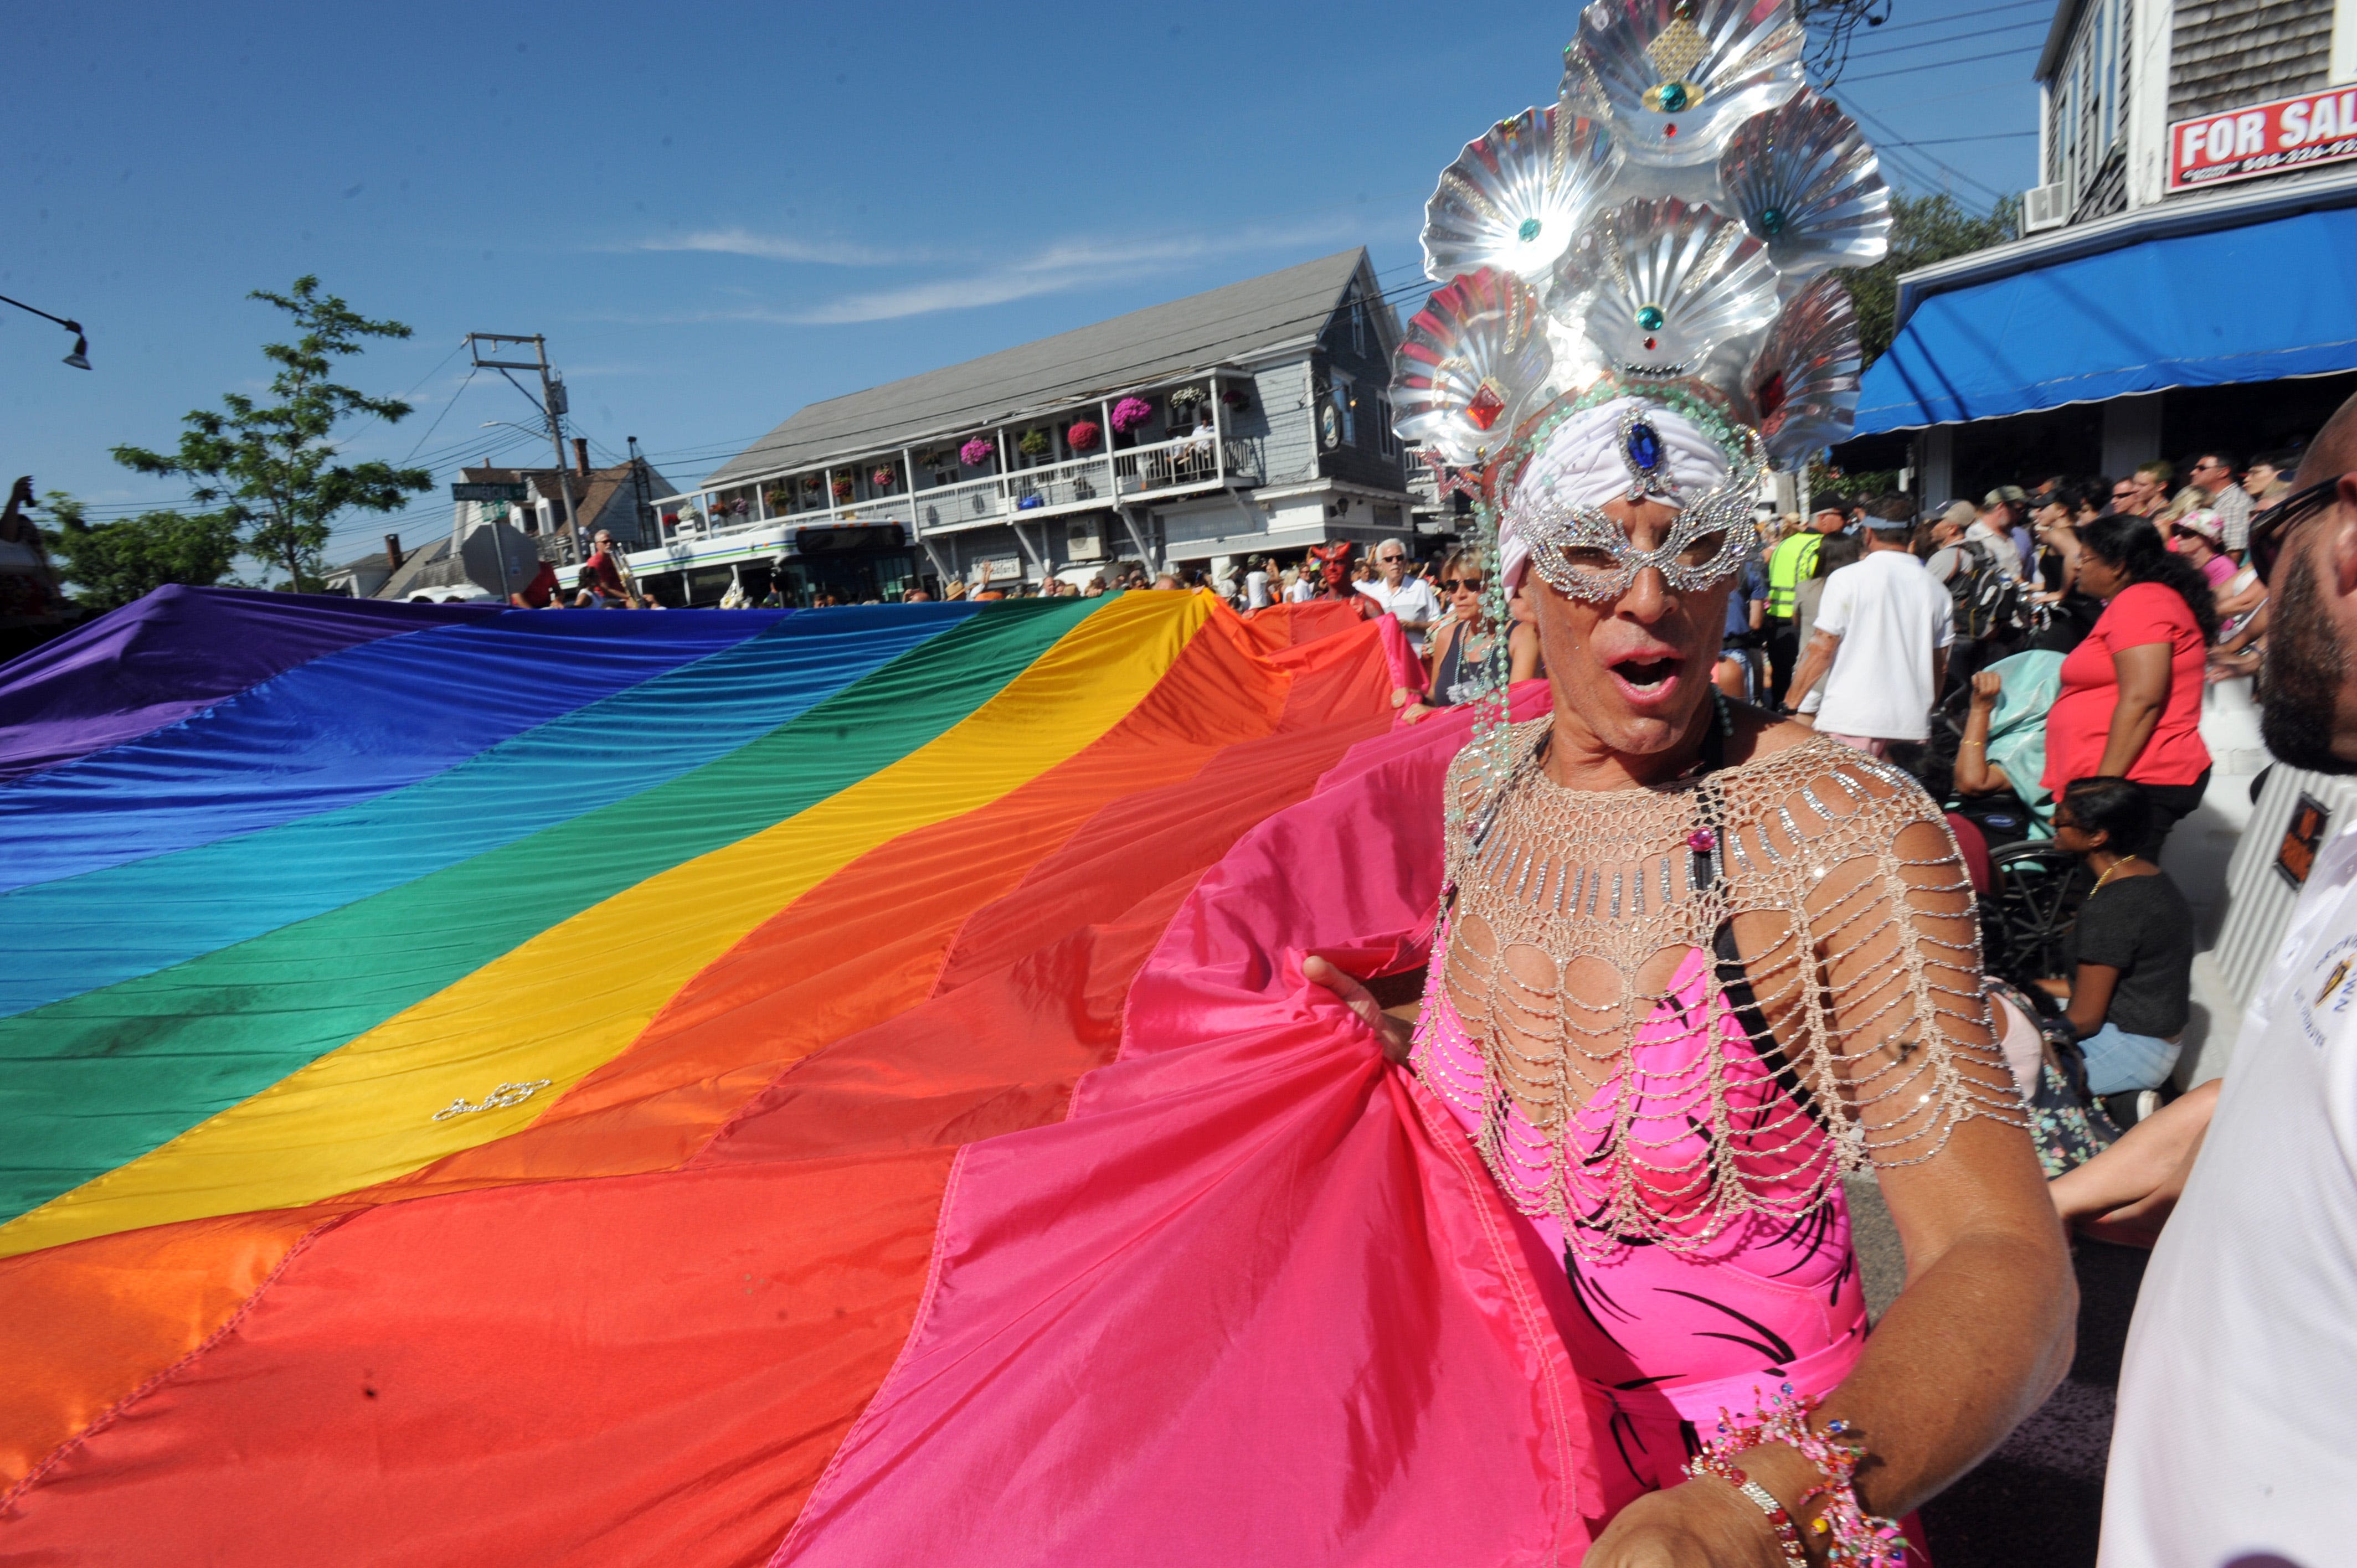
[702,248,1375,489]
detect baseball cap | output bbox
[1983,485,2029,508]
[1940,501,1977,529]
[2173,509,2224,544]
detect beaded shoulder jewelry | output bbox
[1417,725,2024,1257]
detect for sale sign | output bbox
[2170,86,2357,192]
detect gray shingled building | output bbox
[627,249,1431,606]
[1848,0,2357,499]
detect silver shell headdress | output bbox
[1394,0,1883,491]
[1391,0,1885,778]
[1562,0,1805,169]
[1423,106,1622,283]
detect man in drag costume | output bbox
[1313,3,2076,1560]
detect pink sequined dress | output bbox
[1414,938,1870,1511]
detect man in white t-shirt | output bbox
[1354,538,1440,652]
[1242,555,1274,610]
[2098,399,2357,1568]
[1781,514,1952,756]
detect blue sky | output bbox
[6,0,2047,571]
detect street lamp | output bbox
[0,293,90,369]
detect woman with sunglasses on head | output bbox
[1397,548,1540,724]
[2040,510,2219,863]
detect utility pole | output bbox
[465,333,580,563]
[627,435,653,545]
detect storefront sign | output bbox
[2170,87,2357,192]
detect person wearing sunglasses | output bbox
[2164,509,2236,590]
[1352,539,1440,653]
[1396,549,1541,724]
[2178,451,2252,556]
[2100,395,2357,1568]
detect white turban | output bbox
[1500,398,1731,587]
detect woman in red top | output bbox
[2041,511,2220,859]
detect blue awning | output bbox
[1855,205,2357,432]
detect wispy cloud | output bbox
[782,219,1362,324]
[626,226,917,267]
[591,214,1362,328]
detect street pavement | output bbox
[1845,1178,2147,1567]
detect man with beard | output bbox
[2098,394,2357,1567]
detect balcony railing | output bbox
[647,432,1265,559]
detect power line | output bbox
[1846,99,2016,206]
[1839,43,2041,84]
[1885,132,2038,146]
[342,260,1441,515]
[1839,14,2047,61]
[396,365,478,466]
[1845,0,2051,35]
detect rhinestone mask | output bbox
[1508,401,1764,602]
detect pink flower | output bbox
[1110,396,1154,434]
[958,436,995,467]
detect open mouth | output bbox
[1610,656,1681,694]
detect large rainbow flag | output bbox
[1,586,1607,1565]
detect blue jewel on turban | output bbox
[1625,418,1663,473]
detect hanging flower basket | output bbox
[764,488,791,512]
[1221,388,1252,410]
[1111,396,1155,434]
[1066,419,1102,452]
[959,436,996,467]
[801,474,823,495]
[871,466,897,490]
[831,477,855,503]
[1017,429,1052,459]
[1169,386,1206,411]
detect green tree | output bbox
[112,277,432,591]
[1841,193,2021,368]
[35,493,244,611]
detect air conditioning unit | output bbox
[2023,182,2069,234]
[1066,517,1104,560]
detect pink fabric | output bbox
[1372,610,1428,696]
[776,685,1621,1564]
[776,682,1866,1563]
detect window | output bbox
[1332,373,1357,446]
[2044,0,2126,213]
[1376,390,1398,458]
[1350,295,1366,355]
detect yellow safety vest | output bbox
[1766,533,1821,620]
